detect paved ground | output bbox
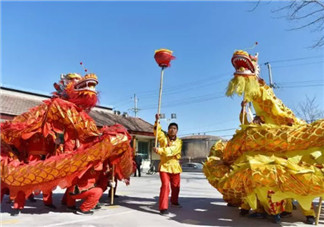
[1,172,323,227]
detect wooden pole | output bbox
[316,197,323,225]
[110,164,115,205]
[248,102,254,122]
[154,66,165,148]
[242,94,246,125]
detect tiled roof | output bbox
[89,110,153,133]
[0,90,46,116]
[0,87,154,134]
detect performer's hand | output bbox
[241,101,247,108]
[124,178,130,186]
[109,180,116,188]
[153,147,159,154]
[105,164,111,174]
[155,114,160,121]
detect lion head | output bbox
[226,50,262,101]
[53,73,98,111]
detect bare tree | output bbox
[272,0,324,48]
[250,0,324,48]
[295,96,324,123]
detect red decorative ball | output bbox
[154,49,175,68]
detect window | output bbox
[138,141,149,159]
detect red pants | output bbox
[66,187,103,212]
[14,191,26,209]
[159,172,180,210]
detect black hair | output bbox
[168,122,178,130]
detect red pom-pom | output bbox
[80,62,83,65]
[154,49,175,68]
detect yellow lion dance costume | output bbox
[203,50,324,223]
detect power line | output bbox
[106,74,230,105]
[110,56,323,110]
[276,79,323,84]
[179,119,238,133]
[140,94,226,110]
[278,84,324,88]
[260,55,323,64]
[139,81,323,110]
[137,78,227,101]
[269,60,324,69]
[135,72,231,97]
[179,127,237,137]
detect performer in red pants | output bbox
[66,163,106,215]
[153,114,183,216]
[10,191,26,216]
[28,154,56,209]
[10,154,56,216]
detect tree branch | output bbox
[289,16,324,30]
[311,36,324,48]
[314,0,324,8]
[247,0,261,12]
[292,8,324,20]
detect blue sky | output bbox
[1,1,323,139]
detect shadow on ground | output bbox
[1,192,324,227]
[1,193,78,215]
[115,195,322,226]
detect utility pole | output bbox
[130,94,140,117]
[264,62,275,88]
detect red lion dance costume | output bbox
[1,73,135,214]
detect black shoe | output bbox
[239,209,249,216]
[93,203,102,210]
[67,206,77,211]
[280,211,292,218]
[160,209,169,216]
[273,214,281,224]
[305,216,315,225]
[28,197,37,202]
[10,209,21,216]
[74,208,94,215]
[45,204,57,209]
[227,203,236,207]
